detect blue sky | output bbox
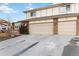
[0,3,52,22]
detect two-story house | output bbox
[24,3,79,35]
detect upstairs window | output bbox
[60,4,71,13]
[60,6,66,13]
[66,5,71,12]
[30,11,36,17]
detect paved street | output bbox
[0,35,77,56]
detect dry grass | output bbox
[0,33,21,42]
[0,33,10,41]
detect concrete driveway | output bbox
[0,35,77,56]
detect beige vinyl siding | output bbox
[58,17,77,21]
[41,9,47,16]
[53,7,59,15]
[36,10,41,17]
[74,3,79,13]
[29,20,53,23]
[69,4,75,13]
[47,8,53,16]
[26,12,30,19]
[68,3,79,13]
[26,3,79,19]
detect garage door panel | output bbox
[59,31,76,35]
[29,23,53,35]
[58,21,76,35]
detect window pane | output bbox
[66,5,70,12]
[60,6,66,13]
[31,12,36,16]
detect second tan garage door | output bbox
[29,22,53,35]
[58,21,76,35]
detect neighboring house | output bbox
[12,20,29,35]
[11,22,21,35]
[24,3,79,35]
[0,19,10,33]
[0,19,11,38]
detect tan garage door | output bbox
[58,21,76,35]
[29,22,53,35]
